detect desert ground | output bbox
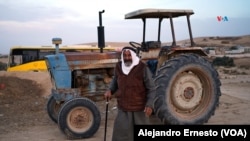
[0,55,249,141]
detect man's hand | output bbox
[144,107,153,117]
[104,90,112,100]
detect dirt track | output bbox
[0,64,250,141]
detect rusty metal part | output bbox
[64,52,121,61]
[64,52,121,70]
[52,88,81,102]
[183,87,194,99]
[66,107,93,133]
[172,72,203,111]
[170,47,207,56]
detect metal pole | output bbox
[158,18,163,42]
[186,14,195,47]
[169,16,176,46]
[104,98,109,141]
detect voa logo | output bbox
[217,16,229,22]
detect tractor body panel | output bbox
[45,53,71,89]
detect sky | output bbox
[0,0,250,54]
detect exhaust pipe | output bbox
[98,10,105,53]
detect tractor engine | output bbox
[73,68,114,95]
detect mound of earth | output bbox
[0,76,49,133]
[0,72,118,140]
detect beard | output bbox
[124,60,132,67]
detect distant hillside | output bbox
[176,35,250,47]
[78,34,250,48]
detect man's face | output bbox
[123,50,133,67]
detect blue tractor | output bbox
[45,38,120,139]
[45,8,221,139]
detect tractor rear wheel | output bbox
[153,53,221,124]
[57,97,101,139]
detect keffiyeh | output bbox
[121,47,140,75]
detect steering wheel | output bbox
[129,41,141,49]
[128,41,142,57]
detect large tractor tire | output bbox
[57,97,101,139]
[46,94,64,123]
[153,53,221,124]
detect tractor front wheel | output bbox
[46,94,64,123]
[57,97,101,139]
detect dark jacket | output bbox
[109,61,156,111]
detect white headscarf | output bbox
[121,47,140,75]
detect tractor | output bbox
[45,8,221,139]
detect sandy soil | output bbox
[0,57,250,141]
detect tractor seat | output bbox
[141,41,161,52]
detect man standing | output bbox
[104,46,156,141]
